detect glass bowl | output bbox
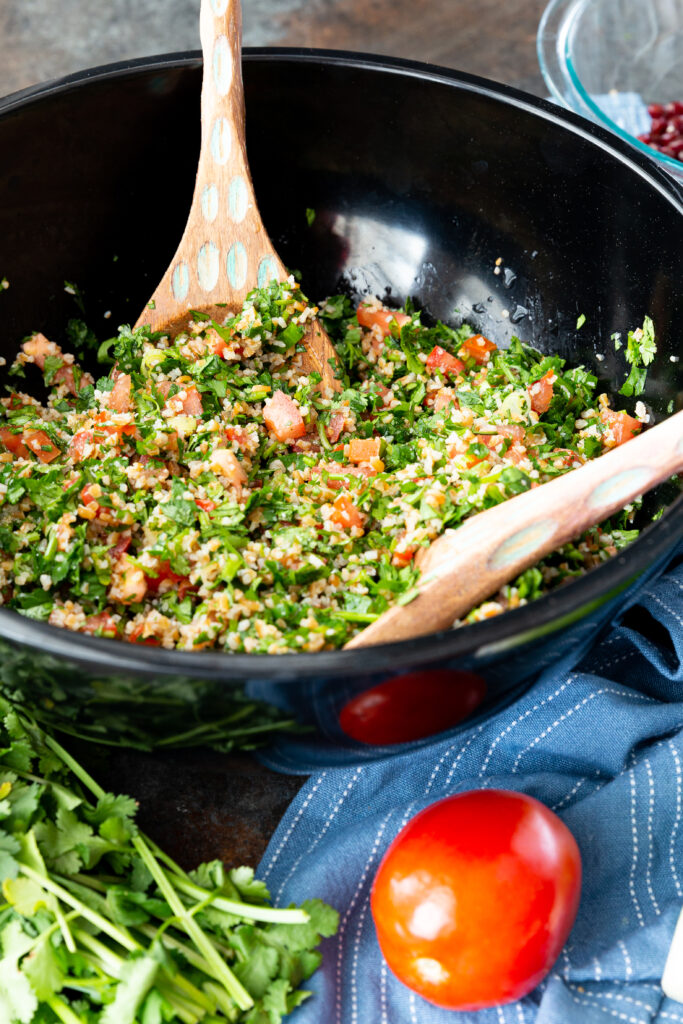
[538,0,683,183]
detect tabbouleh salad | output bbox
[0,281,649,653]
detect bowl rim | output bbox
[537,0,683,180]
[0,47,681,680]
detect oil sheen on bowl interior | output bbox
[538,0,683,183]
[0,50,681,760]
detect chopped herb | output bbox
[0,700,337,1022]
[0,282,652,651]
[620,315,656,397]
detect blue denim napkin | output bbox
[257,555,683,1023]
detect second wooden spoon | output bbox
[136,0,339,393]
[346,410,683,648]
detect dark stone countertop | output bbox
[0,0,547,869]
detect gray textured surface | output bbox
[0,0,547,98]
[0,0,308,95]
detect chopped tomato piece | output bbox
[109,535,132,561]
[373,383,393,407]
[22,332,56,369]
[195,497,217,513]
[432,387,457,412]
[80,484,100,512]
[205,327,231,358]
[209,448,247,488]
[330,494,365,530]
[23,332,90,395]
[478,424,526,448]
[527,370,555,414]
[263,390,306,441]
[326,411,346,443]
[0,427,31,459]
[181,385,203,416]
[127,622,161,646]
[348,437,381,463]
[24,430,60,463]
[392,547,416,567]
[426,346,465,377]
[478,426,528,464]
[81,613,118,638]
[552,447,583,468]
[107,373,132,413]
[357,304,411,337]
[600,408,642,447]
[0,426,59,463]
[68,429,95,462]
[313,462,377,491]
[225,425,250,450]
[144,559,192,598]
[109,555,147,605]
[460,334,497,364]
[156,380,203,416]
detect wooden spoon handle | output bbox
[140,0,286,332]
[346,410,683,648]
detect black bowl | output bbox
[0,50,681,760]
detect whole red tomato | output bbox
[371,789,581,1010]
[339,670,487,745]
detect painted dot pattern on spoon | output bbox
[228,175,249,222]
[258,256,280,288]
[172,261,190,302]
[587,467,651,513]
[488,519,557,572]
[197,241,220,292]
[210,117,232,165]
[201,184,219,223]
[212,35,233,96]
[227,242,248,290]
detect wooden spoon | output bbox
[135,0,339,393]
[346,410,683,648]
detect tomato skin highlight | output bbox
[599,407,642,447]
[348,436,381,463]
[527,369,555,414]
[263,390,306,441]
[426,345,465,377]
[339,670,486,745]
[371,790,581,1010]
[357,304,411,337]
[460,333,497,364]
[330,494,365,530]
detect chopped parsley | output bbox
[0,282,652,651]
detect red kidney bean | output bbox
[640,100,683,162]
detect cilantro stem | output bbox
[172,875,310,924]
[137,921,218,975]
[41,729,106,801]
[154,709,297,747]
[317,418,332,451]
[19,864,139,952]
[335,610,379,623]
[132,835,254,1012]
[46,995,84,1024]
[74,927,123,975]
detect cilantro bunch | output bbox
[0,700,337,1023]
